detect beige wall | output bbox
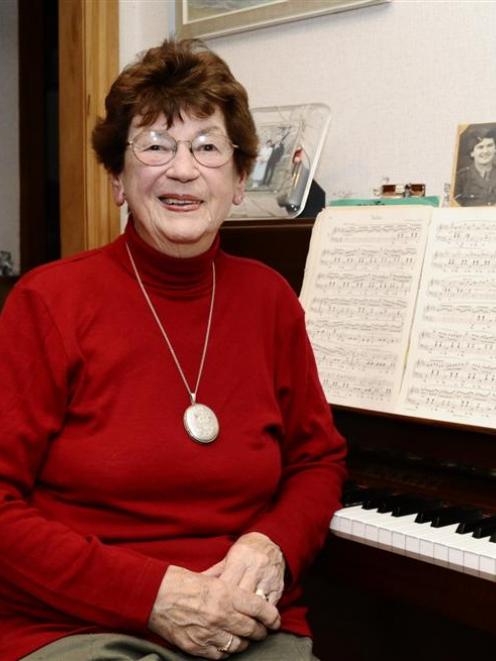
[207,0,496,202]
[119,0,496,203]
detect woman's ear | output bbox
[232,172,246,206]
[111,174,126,207]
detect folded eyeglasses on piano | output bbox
[220,217,496,654]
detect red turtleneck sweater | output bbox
[0,222,346,659]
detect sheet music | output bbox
[300,206,431,411]
[398,207,496,426]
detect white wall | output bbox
[0,0,19,273]
[119,0,172,69]
[207,0,496,202]
[119,0,496,204]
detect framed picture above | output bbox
[450,122,496,207]
[176,0,390,40]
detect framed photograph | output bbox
[176,0,390,40]
[228,103,331,220]
[451,122,496,207]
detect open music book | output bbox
[300,205,496,429]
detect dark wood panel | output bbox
[305,536,496,660]
[220,217,314,295]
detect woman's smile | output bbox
[112,108,245,258]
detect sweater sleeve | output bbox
[0,285,167,631]
[246,298,347,584]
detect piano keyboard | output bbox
[330,487,496,581]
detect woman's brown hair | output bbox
[92,39,258,176]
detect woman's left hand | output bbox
[204,532,285,605]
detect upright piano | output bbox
[220,217,496,658]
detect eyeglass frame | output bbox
[126,129,239,169]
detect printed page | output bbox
[398,207,496,427]
[300,206,432,412]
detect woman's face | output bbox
[470,137,496,168]
[112,108,245,257]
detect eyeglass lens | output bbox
[131,131,234,167]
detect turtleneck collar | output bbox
[115,218,220,296]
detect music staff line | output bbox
[426,277,496,301]
[431,250,496,274]
[421,304,496,327]
[417,329,496,356]
[317,247,418,272]
[404,385,496,418]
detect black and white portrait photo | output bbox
[451,122,496,206]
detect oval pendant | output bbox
[183,403,219,444]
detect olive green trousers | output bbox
[21,632,319,661]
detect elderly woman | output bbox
[0,40,346,661]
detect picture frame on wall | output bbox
[450,122,496,207]
[176,0,390,40]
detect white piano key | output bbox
[329,506,496,582]
[390,517,429,557]
[330,506,362,536]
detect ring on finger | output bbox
[217,633,234,654]
[255,587,269,601]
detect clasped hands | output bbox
[148,532,285,659]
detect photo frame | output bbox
[228,103,331,221]
[450,122,496,207]
[176,0,389,40]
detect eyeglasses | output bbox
[126,129,238,168]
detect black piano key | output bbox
[342,486,369,507]
[375,494,429,516]
[473,517,496,539]
[341,486,392,509]
[490,532,496,543]
[392,496,438,517]
[430,506,482,528]
[456,513,496,534]
[362,488,394,510]
[415,505,446,524]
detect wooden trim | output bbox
[58,0,119,256]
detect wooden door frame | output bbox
[58,0,120,256]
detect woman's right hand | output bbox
[148,565,281,659]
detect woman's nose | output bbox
[165,142,199,180]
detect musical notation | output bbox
[308,320,400,347]
[318,247,417,273]
[431,250,496,274]
[436,221,496,248]
[411,358,496,387]
[421,304,496,328]
[300,206,496,428]
[405,385,496,419]
[320,372,393,405]
[399,208,496,426]
[313,345,398,376]
[426,277,496,301]
[326,221,423,245]
[300,206,431,411]
[417,329,496,356]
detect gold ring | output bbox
[217,633,234,654]
[255,587,269,601]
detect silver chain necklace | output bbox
[125,243,219,444]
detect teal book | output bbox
[329,196,440,207]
